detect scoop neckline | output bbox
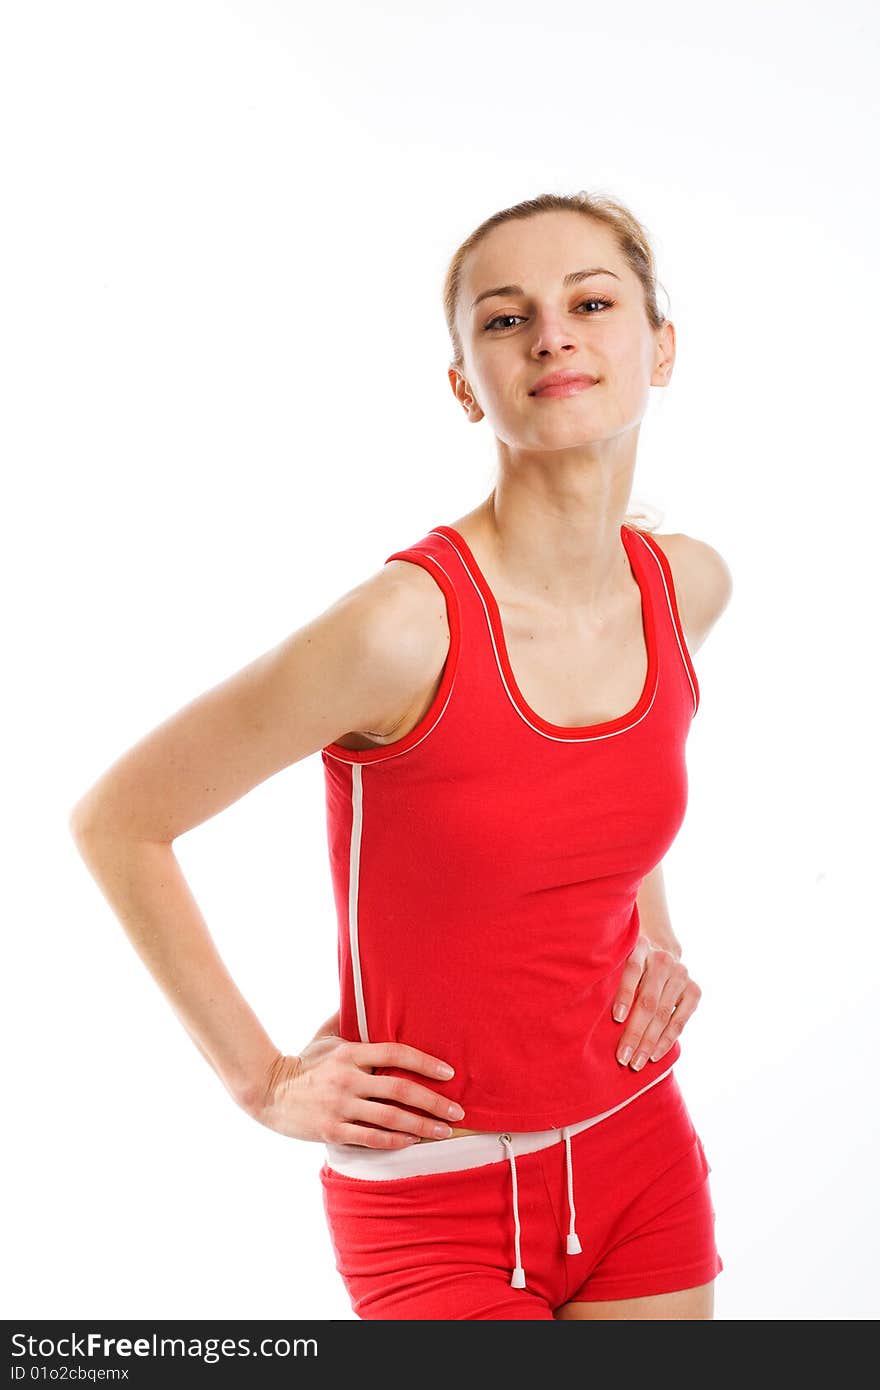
[433,522,658,741]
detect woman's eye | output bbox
[484,297,614,332]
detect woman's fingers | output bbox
[318,1040,466,1148]
[349,1039,456,1082]
[354,1071,465,1127]
[615,951,689,1067]
[646,980,702,1062]
[618,975,687,1069]
[332,1120,424,1149]
[342,1094,461,1144]
[610,940,650,1023]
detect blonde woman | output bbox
[71,190,732,1321]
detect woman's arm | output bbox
[613,864,700,1068]
[611,533,732,1067]
[69,561,451,1116]
[70,831,284,1111]
[635,861,682,959]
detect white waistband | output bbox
[323,1066,674,1180]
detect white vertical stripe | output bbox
[348,763,370,1042]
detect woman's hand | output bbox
[244,1009,465,1148]
[611,935,701,1071]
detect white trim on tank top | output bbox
[430,527,663,744]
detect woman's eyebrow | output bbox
[470,267,621,311]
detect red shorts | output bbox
[319,1068,722,1320]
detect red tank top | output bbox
[320,522,700,1131]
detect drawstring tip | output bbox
[510,1266,527,1289]
[566,1232,583,1255]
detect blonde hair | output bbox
[442,189,669,534]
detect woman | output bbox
[71,190,732,1321]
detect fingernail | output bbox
[433,1123,453,1138]
[649,1050,662,1062]
[613,1004,627,1022]
[631,1053,648,1071]
[618,1045,633,1066]
[437,1063,454,1078]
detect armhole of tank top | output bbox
[636,530,700,718]
[320,546,463,765]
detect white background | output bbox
[4,0,878,1322]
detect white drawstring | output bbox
[561,1126,583,1254]
[499,1126,583,1289]
[498,1134,526,1288]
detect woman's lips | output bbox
[531,378,599,399]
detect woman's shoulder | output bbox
[328,554,452,745]
[647,531,734,654]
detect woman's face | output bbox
[452,210,673,452]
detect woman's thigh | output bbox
[556,1279,715,1320]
